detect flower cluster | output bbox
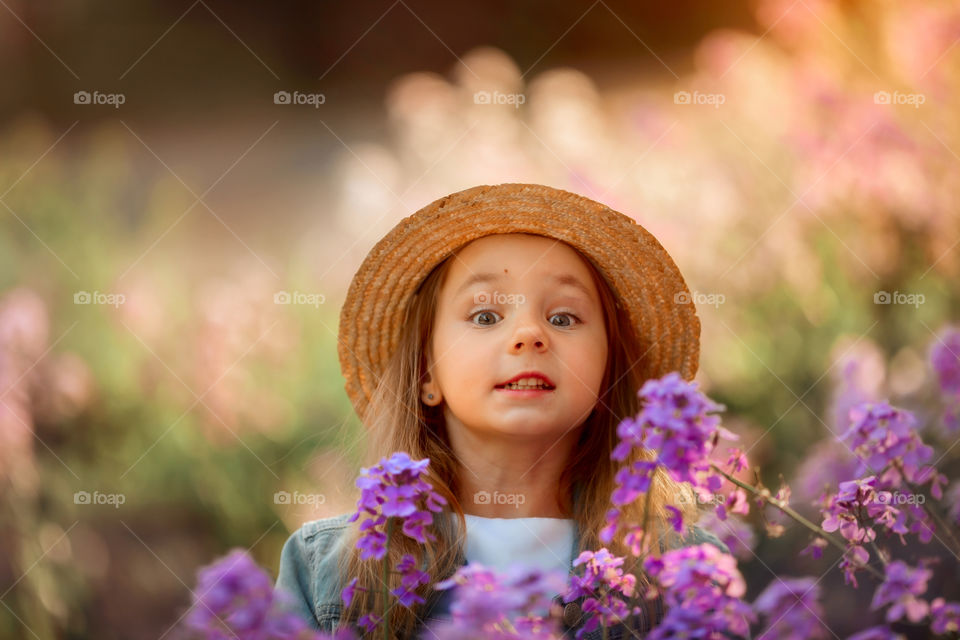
[392,554,432,607]
[642,543,755,639]
[870,560,932,624]
[348,452,447,559]
[818,475,929,587]
[603,372,735,547]
[817,399,956,589]
[752,577,826,640]
[841,402,945,494]
[341,452,446,632]
[931,598,960,634]
[340,553,431,612]
[820,476,902,541]
[429,563,567,639]
[186,549,343,640]
[564,549,639,639]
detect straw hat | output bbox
[337,183,700,422]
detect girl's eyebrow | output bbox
[454,272,501,297]
[454,272,593,299]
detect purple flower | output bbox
[841,402,934,488]
[643,543,755,640]
[716,487,750,521]
[800,537,828,561]
[665,506,684,533]
[355,520,388,561]
[930,598,960,634]
[391,554,431,607]
[343,452,447,631]
[340,577,360,608]
[430,563,566,639]
[610,460,657,505]
[839,545,870,588]
[357,613,382,632]
[821,477,886,545]
[753,577,826,640]
[870,560,931,623]
[614,373,729,476]
[381,484,418,517]
[564,549,639,638]
[605,373,733,546]
[818,474,934,556]
[348,452,447,560]
[186,548,330,640]
[725,448,749,474]
[818,471,940,589]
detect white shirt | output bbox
[460,514,576,576]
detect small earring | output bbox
[427,394,434,400]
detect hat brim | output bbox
[337,183,700,423]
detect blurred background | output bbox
[1,0,959,637]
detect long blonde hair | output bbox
[338,238,699,638]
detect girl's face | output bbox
[426,233,608,441]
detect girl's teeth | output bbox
[503,379,549,389]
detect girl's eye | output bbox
[470,310,501,326]
[549,312,581,328]
[468,310,582,327]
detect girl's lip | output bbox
[494,387,555,398]
[495,371,556,387]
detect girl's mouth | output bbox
[496,382,554,390]
[494,378,556,396]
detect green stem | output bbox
[383,518,395,640]
[710,464,885,581]
[601,479,657,637]
[868,540,889,567]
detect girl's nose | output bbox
[509,321,548,353]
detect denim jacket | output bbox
[275,512,737,639]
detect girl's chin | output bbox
[478,420,573,439]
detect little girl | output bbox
[276,183,729,639]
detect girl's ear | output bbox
[421,338,442,405]
[421,371,442,406]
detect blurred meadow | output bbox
[1,0,959,638]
